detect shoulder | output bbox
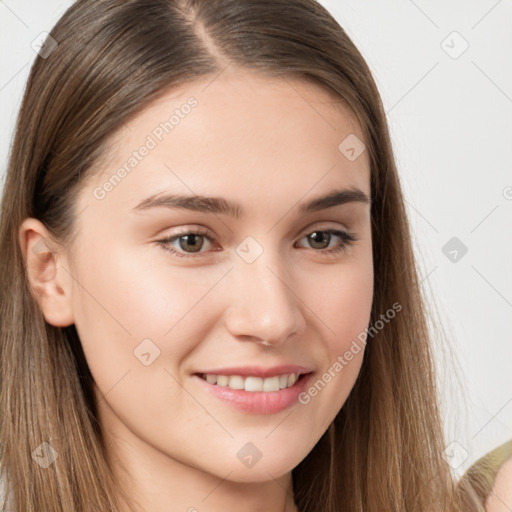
[458,440,512,511]
[486,453,512,511]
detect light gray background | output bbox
[0,0,511,476]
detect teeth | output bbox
[206,374,217,385]
[217,375,229,386]
[263,376,280,392]
[200,373,301,392]
[228,375,245,390]
[245,376,263,392]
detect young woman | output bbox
[0,1,485,511]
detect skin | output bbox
[486,457,512,512]
[19,69,374,512]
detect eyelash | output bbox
[156,227,358,260]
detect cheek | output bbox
[299,258,373,426]
[70,242,230,389]
[72,241,212,342]
[315,256,374,352]
[70,244,219,435]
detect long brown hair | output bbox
[0,1,482,511]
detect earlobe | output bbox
[18,218,75,327]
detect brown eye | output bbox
[307,231,332,250]
[296,229,357,256]
[157,229,215,259]
[176,233,205,253]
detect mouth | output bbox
[195,371,309,392]
[191,370,315,414]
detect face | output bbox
[40,70,373,491]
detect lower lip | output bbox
[192,373,314,414]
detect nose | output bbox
[223,246,307,346]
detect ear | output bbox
[18,218,75,327]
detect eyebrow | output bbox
[132,187,371,218]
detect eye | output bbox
[156,227,358,260]
[156,228,216,259]
[295,228,358,256]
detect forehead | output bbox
[81,69,370,215]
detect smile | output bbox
[198,372,300,392]
[193,371,314,414]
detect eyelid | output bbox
[157,221,349,244]
[297,221,349,237]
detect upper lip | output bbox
[194,365,314,378]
